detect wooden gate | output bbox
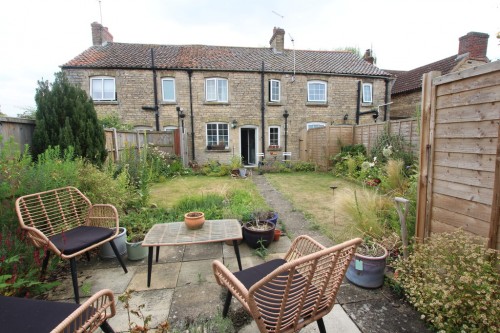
[416,61,500,249]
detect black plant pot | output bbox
[242,221,275,249]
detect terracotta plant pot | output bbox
[274,229,281,241]
[184,212,205,230]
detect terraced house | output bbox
[62,22,391,166]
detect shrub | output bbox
[394,230,500,332]
[32,72,106,165]
[370,130,414,168]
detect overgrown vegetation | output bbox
[394,230,500,333]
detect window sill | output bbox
[267,102,282,106]
[94,100,118,105]
[268,146,281,151]
[361,102,373,107]
[160,101,177,105]
[204,101,230,106]
[206,148,230,152]
[305,102,328,107]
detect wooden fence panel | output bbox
[416,61,500,249]
[0,117,35,154]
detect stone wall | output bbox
[64,68,388,164]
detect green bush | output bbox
[32,72,106,165]
[370,130,414,169]
[394,230,500,332]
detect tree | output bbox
[32,72,107,165]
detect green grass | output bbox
[265,172,366,243]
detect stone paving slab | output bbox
[128,262,181,291]
[177,258,220,286]
[183,242,223,261]
[108,288,174,332]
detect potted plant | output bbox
[253,210,278,226]
[230,155,243,176]
[346,238,388,288]
[121,215,154,261]
[242,218,276,249]
[99,227,127,259]
[184,211,205,230]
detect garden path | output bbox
[251,174,432,333]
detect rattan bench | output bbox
[15,186,128,303]
[0,289,116,333]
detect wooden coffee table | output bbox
[142,219,243,287]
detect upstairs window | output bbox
[206,78,228,102]
[162,78,176,102]
[206,123,229,148]
[307,80,327,102]
[362,83,373,104]
[91,77,115,101]
[269,126,280,146]
[269,80,281,102]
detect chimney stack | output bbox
[363,49,375,64]
[91,22,113,46]
[458,32,489,60]
[270,27,285,53]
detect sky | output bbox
[0,0,499,117]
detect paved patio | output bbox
[47,237,361,332]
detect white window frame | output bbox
[134,126,153,132]
[307,122,327,130]
[362,83,373,104]
[206,122,229,148]
[90,76,116,101]
[307,80,327,102]
[268,126,280,147]
[205,78,228,102]
[161,78,176,102]
[269,80,281,102]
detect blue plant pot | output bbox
[266,212,279,226]
[346,243,388,289]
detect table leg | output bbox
[233,240,242,271]
[147,247,153,287]
[155,246,160,263]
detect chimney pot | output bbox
[458,32,489,60]
[363,49,375,65]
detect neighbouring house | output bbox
[62,22,391,165]
[387,31,490,119]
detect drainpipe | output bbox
[261,61,265,156]
[151,48,160,131]
[355,81,361,124]
[188,70,195,161]
[384,78,390,121]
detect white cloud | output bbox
[1,0,498,116]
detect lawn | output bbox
[149,172,365,243]
[149,175,267,209]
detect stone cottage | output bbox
[62,22,391,166]
[387,32,490,119]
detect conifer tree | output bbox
[33,72,106,165]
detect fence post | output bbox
[394,197,410,259]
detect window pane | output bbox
[206,79,216,101]
[162,79,175,101]
[103,79,114,100]
[207,123,217,145]
[217,79,228,102]
[269,127,279,145]
[308,82,326,102]
[270,80,280,102]
[363,84,372,103]
[91,79,102,100]
[219,123,228,146]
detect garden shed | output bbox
[416,61,500,250]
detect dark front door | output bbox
[241,128,256,166]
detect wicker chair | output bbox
[0,289,116,333]
[15,186,128,303]
[213,235,362,333]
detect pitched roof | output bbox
[388,54,466,94]
[62,42,390,77]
